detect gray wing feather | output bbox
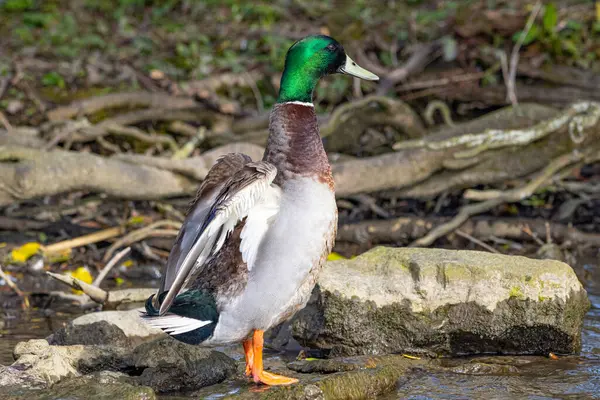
[158,153,251,295]
[158,158,278,315]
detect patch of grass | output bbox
[41,71,65,89]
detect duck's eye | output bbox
[325,44,336,52]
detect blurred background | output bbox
[0,0,599,397]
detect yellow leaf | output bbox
[115,277,124,286]
[11,242,41,263]
[402,354,421,360]
[327,252,347,261]
[69,267,93,284]
[68,267,93,294]
[127,215,146,225]
[122,260,133,267]
[0,243,7,248]
[597,1,600,22]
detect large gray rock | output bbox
[0,371,156,400]
[292,247,589,357]
[68,309,163,339]
[131,337,237,393]
[9,329,236,393]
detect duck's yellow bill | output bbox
[338,55,379,81]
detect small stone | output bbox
[149,69,165,79]
[6,100,24,115]
[48,321,131,347]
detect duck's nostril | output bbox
[352,62,356,66]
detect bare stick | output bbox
[102,220,181,262]
[507,1,542,105]
[455,229,500,254]
[92,247,131,287]
[0,265,25,296]
[43,226,125,255]
[46,271,108,303]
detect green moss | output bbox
[509,286,524,299]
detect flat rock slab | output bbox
[0,371,156,400]
[292,247,589,357]
[6,327,236,394]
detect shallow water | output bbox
[1,257,599,399]
[384,258,600,400]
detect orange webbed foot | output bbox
[249,329,299,386]
[254,370,299,386]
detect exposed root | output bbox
[47,91,197,121]
[411,150,588,247]
[337,216,600,248]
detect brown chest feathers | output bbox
[263,103,334,190]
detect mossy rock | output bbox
[292,247,589,357]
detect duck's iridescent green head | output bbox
[277,35,379,104]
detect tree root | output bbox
[411,149,593,247]
[47,92,197,121]
[1,102,598,206]
[337,216,600,248]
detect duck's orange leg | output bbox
[251,329,298,386]
[242,338,254,377]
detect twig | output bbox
[507,1,543,105]
[455,229,500,253]
[92,246,131,287]
[43,226,125,255]
[522,225,546,246]
[396,71,489,92]
[411,150,584,247]
[105,124,178,151]
[244,72,264,113]
[0,111,13,132]
[168,121,199,137]
[376,42,442,95]
[46,271,108,303]
[47,272,156,308]
[0,76,10,101]
[0,265,25,297]
[102,220,181,262]
[171,127,206,159]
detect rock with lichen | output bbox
[292,247,589,357]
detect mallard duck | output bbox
[142,35,378,386]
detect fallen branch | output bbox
[1,102,598,204]
[393,102,600,158]
[336,216,600,248]
[43,227,125,255]
[46,270,156,308]
[506,0,542,105]
[0,143,261,205]
[411,150,586,247]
